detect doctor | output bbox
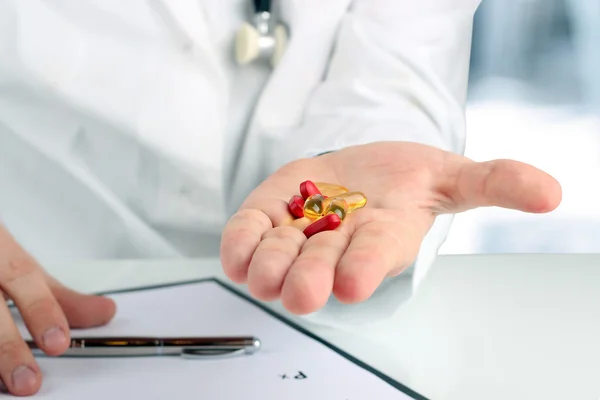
[0,0,561,396]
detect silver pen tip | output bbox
[249,338,261,353]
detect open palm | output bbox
[220,142,561,315]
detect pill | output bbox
[303,194,326,220]
[323,191,367,213]
[314,182,349,197]
[324,198,349,220]
[288,195,305,219]
[299,180,322,199]
[303,213,341,238]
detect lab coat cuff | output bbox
[296,118,457,162]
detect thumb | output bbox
[47,276,117,329]
[444,159,562,214]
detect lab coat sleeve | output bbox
[267,0,481,328]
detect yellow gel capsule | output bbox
[303,194,326,220]
[314,182,349,197]
[325,198,349,220]
[323,191,367,213]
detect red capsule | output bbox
[303,213,341,238]
[299,180,322,200]
[288,195,305,219]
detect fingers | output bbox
[0,229,70,358]
[446,159,562,214]
[46,276,117,329]
[281,231,350,314]
[235,208,430,313]
[333,211,430,304]
[246,226,306,301]
[0,258,70,357]
[0,226,46,396]
[0,302,41,396]
[0,225,116,397]
[221,209,275,283]
[221,198,295,284]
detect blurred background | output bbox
[440,0,600,254]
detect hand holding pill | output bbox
[220,142,561,316]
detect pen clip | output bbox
[180,347,251,360]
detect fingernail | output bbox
[12,366,37,393]
[42,326,67,349]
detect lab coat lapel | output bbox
[152,0,228,87]
[228,0,351,211]
[257,0,352,129]
[143,0,228,174]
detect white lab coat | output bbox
[0,0,478,327]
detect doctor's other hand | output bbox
[220,141,561,315]
[0,225,116,396]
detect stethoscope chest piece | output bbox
[235,0,288,67]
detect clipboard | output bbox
[12,277,430,400]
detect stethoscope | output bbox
[149,0,287,68]
[234,0,288,67]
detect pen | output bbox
[25,336,261,359]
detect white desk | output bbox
[44,254,600,400]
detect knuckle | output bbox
[1,257,37,284]
[0,339,25,362]
[477,162,497,202]
[23,296,57,321]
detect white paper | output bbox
[14,280,420,399]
